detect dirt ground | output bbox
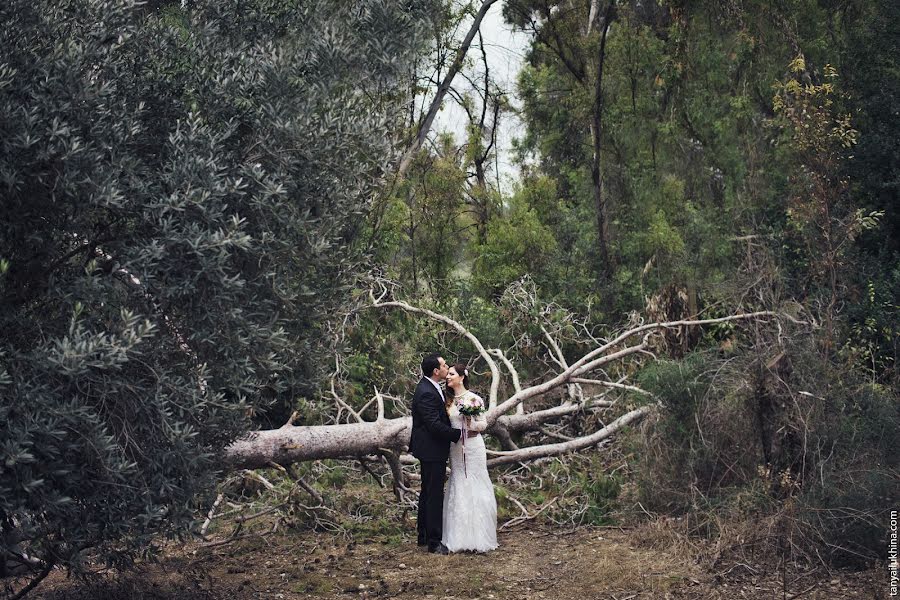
[30,522,885,600]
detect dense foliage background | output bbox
[1,0,438,578]
[365,0,898,567]
[1,0,896,590]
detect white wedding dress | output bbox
[442,393,498,553]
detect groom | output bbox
[409,353,474,554]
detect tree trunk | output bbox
[224,419,410,470]
[223,404,632,471]
[396,0,499,179]
[589,2,615,278]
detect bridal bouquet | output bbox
[456,393,484,417]
[456,393,483,478]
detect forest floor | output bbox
[31,520,885,600]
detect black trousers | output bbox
[417,460,447,547]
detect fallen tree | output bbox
[224,284,776,474]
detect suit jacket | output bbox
[409,377,461,462]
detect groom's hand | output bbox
[466,431,480,438]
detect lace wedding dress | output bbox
[442,393,498,553]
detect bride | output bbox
[442,363,498,553]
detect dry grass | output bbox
[18,452,888,599]
[28,514,884,600]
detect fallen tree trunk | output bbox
[225,418,410,470]
[222,288,774,472]
[223,406,617,470]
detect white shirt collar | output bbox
[425,376,445,400]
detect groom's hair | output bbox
[421,353,441,377]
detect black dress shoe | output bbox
[427,543,449,555]
[417,538,427,547]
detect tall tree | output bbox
[397,0,500,179]
[0,0,437,588]
[505,0,618,279]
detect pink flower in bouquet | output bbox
[456,393,484,417]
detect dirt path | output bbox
[33,524,883,599]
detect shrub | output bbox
[0,0,437,585]
[633,335,898,566]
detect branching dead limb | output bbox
[200,493,224,536]
[486,405,653,466]
[223,291,775,471]
[378,448,417,506]
[489,348,523,414]
[499,497,559,530]
[370,286,502,408]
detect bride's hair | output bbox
[446,362,471,408]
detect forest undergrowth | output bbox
[27,446,888,600]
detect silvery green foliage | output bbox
[0,0,436,577]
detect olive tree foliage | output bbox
[0,0,438,583]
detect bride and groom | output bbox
[409,353,498,555]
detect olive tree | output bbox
[0,0,437,591]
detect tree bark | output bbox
[223,405,626,471]
[487,405,651,466]
[225,419,410,470]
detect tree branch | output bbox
[489,348,524,414]
[397,0,500,179]
[223,302,774,471]
[370,294,502,408]
[490,312,776,417]
[487,405,652,466]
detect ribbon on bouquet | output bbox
[460,417,468,478]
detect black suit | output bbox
[409,377,461,548]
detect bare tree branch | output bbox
[571,377,654,396]
[540,323,583,405]
[489,348,524,415]
[370,292,502,409]
[397,0,500,179]
[487,405,652,466]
